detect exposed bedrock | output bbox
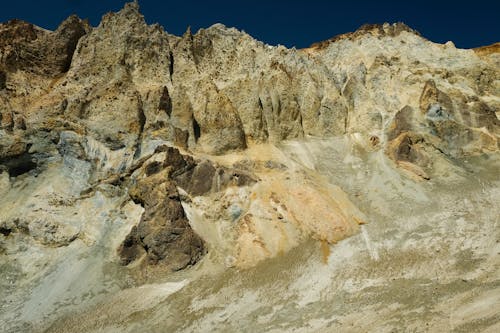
[0,1,498,284]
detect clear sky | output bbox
[1,0,499,49]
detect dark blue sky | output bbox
[1,0,498,49]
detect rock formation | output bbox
[0,2,498,332]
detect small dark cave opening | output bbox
[0,152,38,177]
[0,227,12,236]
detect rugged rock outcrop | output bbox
[118,147,203,268]
[0,16,89,76]
[0,0,498,271]
[0,2,499,332]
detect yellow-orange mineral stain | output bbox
[320,240,330,264]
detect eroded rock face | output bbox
[0,16,89,76]
[117,145,260,269]
[0,0,498,267]
[120,167,203,269]
[0,3,499,331]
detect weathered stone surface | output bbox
[0,1,497,270]
[118,145,257,269]
[117,146,202,269]
[386,105,415,141]
[0,16,89,76]
[120,170,204,269]
[0,3,499,332]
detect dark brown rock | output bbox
[174,159,257,196]
[175,160,216,196]
[119,162,204,269]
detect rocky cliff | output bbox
[1,3,499,332]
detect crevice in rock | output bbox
[133,94,146,159]
[257,96,269,140]
[261,109,269,141]
[258,97,264,111]
[137,98,146,135]
[60,98,68,112]
[158,86,172,117]
[0,71,6,90]
[193,117,201,142]
[130,196,145,208]
[298,110,305,137]
[344,105,349,134]
[104,136,126,151]
[168,50,174,81]
[78,100,91,119]
[276,97,282,117]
